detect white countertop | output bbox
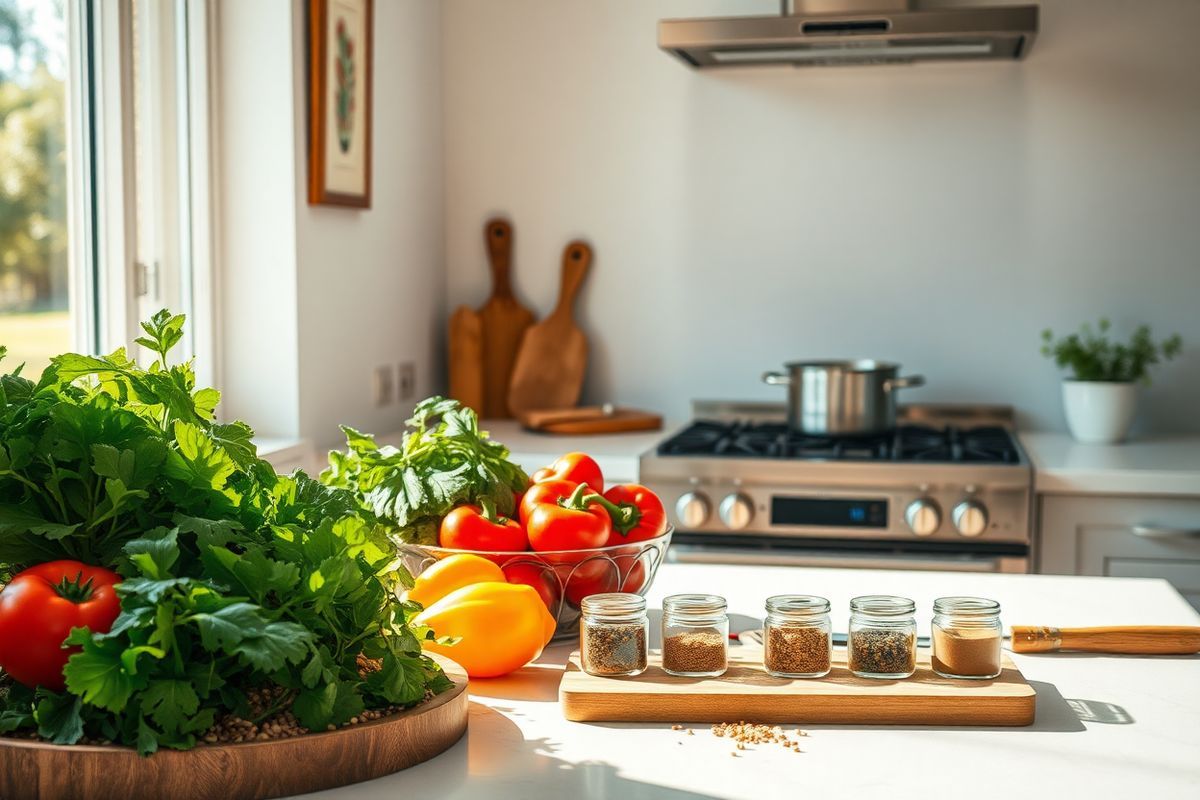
[467,419,668,484]
[1021,432,1200,496]
[306,564,1200,800]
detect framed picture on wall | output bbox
[308,0,373,207]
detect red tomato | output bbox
[439,502,528,552]
[599,484,668,546]
[532,452,604,494]
[0,561,122,690]
[519,479,578,525]
[561,557,620,608]
[525,483,611,552]
[502,562,561,615]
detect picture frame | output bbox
[308,0,373,208]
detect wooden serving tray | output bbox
[0,656,469,800]
[560,646,1035,726]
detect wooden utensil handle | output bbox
[554,241,591,315]
[1010,625,1200,654]
[485,218,514,297]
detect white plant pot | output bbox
[1061,381,1138,444]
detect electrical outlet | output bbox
[398,361,416,402]
[373,365,396,408]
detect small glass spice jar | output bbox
[661,594,729,677]
[580,593,649,677]
[931,596,1002,680]
[763,595,832,678]
[848,595,917,679]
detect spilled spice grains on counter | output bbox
[662,630,727,674]
[848,629,916,675]
[711,722,808,755]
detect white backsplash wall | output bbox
[442,0,1200,432]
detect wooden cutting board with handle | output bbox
[478,219,535,418]
[507,241,592,416]
[447,305,484,415]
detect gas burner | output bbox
[657,420,1021,464]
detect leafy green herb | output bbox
[1041,319,1183,384]
[322,396,528,545]
[0,310,451,754]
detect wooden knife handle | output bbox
[1010,625,1200,654]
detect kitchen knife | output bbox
[737,625,1200,655]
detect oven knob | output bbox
[952,500,989,537]
[675,492,711,528]
[904,499,941,537]
[719,493,754,530]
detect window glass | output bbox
[0,0,70,374]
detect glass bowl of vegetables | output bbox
[397,527,673,642]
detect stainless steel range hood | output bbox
[658,1,1038,68]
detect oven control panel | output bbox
[660,481,1029,544]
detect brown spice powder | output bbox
[764,625,831,676]
[581,622,647,676]
[931,627,1001,677]
[662,630,727,674]
[848,629,916,676]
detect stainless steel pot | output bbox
[762,360,925,435]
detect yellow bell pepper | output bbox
[414,581,557,678]
[406,553,505,609]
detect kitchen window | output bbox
[0,0,215,383]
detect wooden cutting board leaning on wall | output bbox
[507,241,592,416]
[448,218,535,417]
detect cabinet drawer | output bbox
[1038,494,1200,610]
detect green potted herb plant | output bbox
[1041,319,1183,444]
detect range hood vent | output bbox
[659,1,1038,68]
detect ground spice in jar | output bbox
[662,630,727,674]
[764,626,831,676]
[931,627,1001,678]
[581,622,648,676]
[848,629,916,676]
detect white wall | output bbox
[292,0,445,449]
[442,0,1200,433]
[217,0,301,438]
[217,0,445,450]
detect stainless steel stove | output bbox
[640,401,1033,573]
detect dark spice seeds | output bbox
[581,622,647,676]
[849,629,916,676]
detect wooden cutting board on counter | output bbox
[478,219,535,418]
[560,646,1035,726]
[518,405,662,435]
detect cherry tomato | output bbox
[502,561,561,615]
[525,484,611,552]
[439,499,528,552]
[599,484,668,546]
[532,452,604,494]
[0,561,122,690]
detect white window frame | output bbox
[65,0,219,389]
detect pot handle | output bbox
[762,371,790,386]
[884,375,925,392]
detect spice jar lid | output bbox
[850,595,916,616]
[581,593,647,622]
[933,596,1001,616]
[765,594,830,615]
[663,593,728,618]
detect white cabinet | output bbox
[1038,495,1200,609]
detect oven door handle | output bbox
[668,545,1022,573]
